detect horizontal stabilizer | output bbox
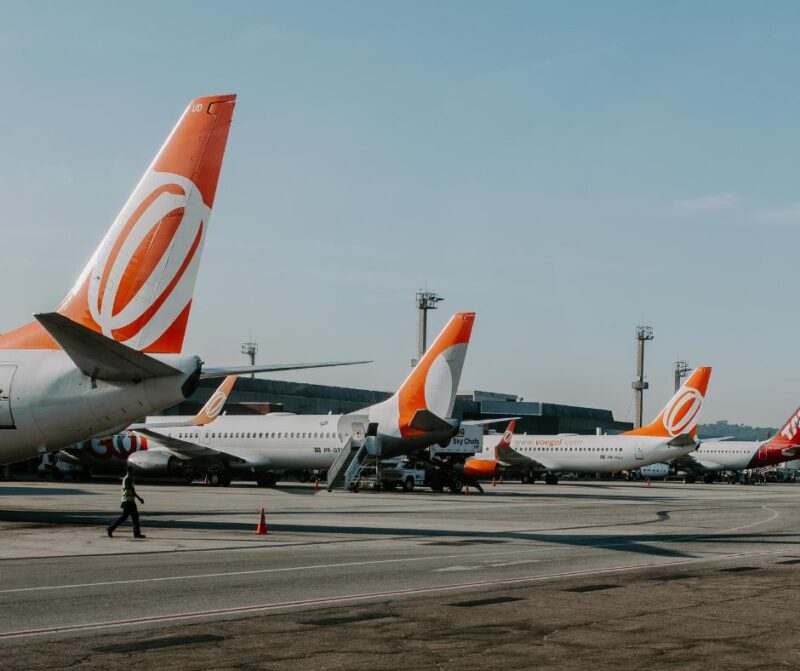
[35,312,181,382]
[201,360,371,379]
[667,433,697,448]
[408,409,457,433]
[462,416,521,427]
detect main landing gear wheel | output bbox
[702,473,715,484]
[402,477,415,492]
[544,473,559,485]
[683,475,697,484]
[256,474,278,488]
[449,478,464,494]
[207,466,229,487]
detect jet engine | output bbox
[127,450,187,477]
[638,463,671,479]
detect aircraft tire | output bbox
[544,473,558,485]
[403,477,415,492]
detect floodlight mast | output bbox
[632,325,654,429]
[413,290,444,367]
[241,341,258,379]
[674,360,690,393]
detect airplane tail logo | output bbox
[0,94,236,353]
[188,375,238,426]
[494,420,516,459]
[625,366,712,438]
[769,406,800,448]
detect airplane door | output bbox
[0,365,16,429]
[351,422,365,443]
[635,442,644,460]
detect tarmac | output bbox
[1,477,800,669]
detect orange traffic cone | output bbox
[255,507,268,535]
[203,473,209,486]
[645,478,651,488]
[314,478,319,491]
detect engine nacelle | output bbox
[462,458,497,480]
[127,450,186,477]
[638,463,671,479]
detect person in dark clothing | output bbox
[107,466,146,538]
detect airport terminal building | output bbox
[163,379,634,435]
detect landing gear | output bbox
[402,477,415,492]
[449,477,463,494]
[207,465,231,487]
[520,471,536,484]
[544,473,559,485]
[255,473,278,488]
[427,470,445,492]
[683,474,697,484]
[702,473,715,484]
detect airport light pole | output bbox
[674,360,690,393]
[632,325,654,429]
[241,341,258,379]
[412,290,444,367]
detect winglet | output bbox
[188,375,237,425]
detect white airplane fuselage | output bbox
[144,412,370,471]
[0,350,200,465]
[680,440,765,472]
[479,433,695,473]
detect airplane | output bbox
[50,376,238,478]
[0,94,366,468]
[654,405,800,483]
[462,366,712,484]
[128,312,476,486]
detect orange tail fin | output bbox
[395,312,475,427]
[0,94,236,352]
[494,420,516,459]
[625,366,712,438]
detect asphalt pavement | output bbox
[1,477,799,669]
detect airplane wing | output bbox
[495,444,543,469]
[668,452,721,474]
[200,361,371,379]
[134,429,247,463]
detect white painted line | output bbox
[0,505,783,595]
[0,545,793,641]
[0,548,547,595]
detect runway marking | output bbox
[0,544,793,641]
[0,505,783,595]
[0,548,552,595]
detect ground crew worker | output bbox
[107,466,146,538]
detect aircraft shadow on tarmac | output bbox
[0,509,796,560]
[0,486,96,496]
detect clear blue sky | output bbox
[1,1,798,427]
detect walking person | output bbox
[107,466,146,538]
